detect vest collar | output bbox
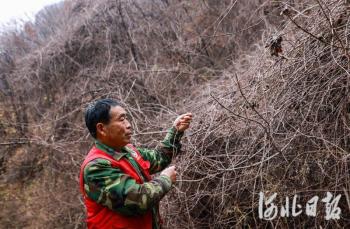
[94,140,127,160]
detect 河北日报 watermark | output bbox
[258,191,341,220]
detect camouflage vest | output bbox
[79,144,152,229]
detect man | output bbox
[80,98,193,229]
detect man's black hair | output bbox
[85,98,121,138]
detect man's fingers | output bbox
[179,113,193,119]
[175,113,193,122]
[176,118,191,127]
[180,116,192,122]
[174,113,193,131]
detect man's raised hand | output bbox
[173,113,193,132]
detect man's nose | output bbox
[126,120,131,129]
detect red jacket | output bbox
[79,144,153,229]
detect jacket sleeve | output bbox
[137,127,184,174]
[83,158,172,216]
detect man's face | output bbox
[97,106,132,149]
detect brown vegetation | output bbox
[0,0,350,228]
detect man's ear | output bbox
[96,123,107,137]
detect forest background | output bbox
[1,0,350,228]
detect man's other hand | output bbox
[173,113,193,132]
[160,165,177,183]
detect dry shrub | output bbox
[160,0,350,228]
